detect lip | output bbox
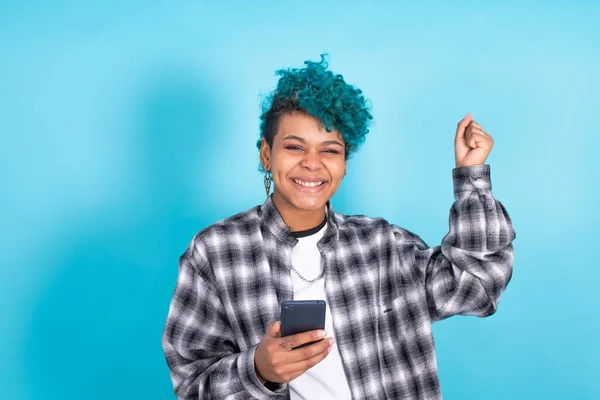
[289,177,328,193]
[290,177,326,182]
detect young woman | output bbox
[162,55,516,400]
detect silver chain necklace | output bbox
[291,216,327,284]
[291,260,325,284]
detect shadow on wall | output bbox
[24,69,226,399]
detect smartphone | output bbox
[280,300,326,349]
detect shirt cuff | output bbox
[238,343,288,398]
[452,164,491,198]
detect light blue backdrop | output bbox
[1,1,598,399]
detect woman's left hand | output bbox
[454,112,494,168]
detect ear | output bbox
[259,138,271,170]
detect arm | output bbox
[399,164,516,322]
[161,239,287,399]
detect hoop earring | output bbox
[263,171,272,198]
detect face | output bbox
[260,112,347,214]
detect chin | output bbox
[292,196,328,211]
[274,181,339,212]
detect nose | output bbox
[300,149,322,171]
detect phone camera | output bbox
[288,306,294,310]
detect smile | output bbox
[292,179,325,187]
[290,178,328,193]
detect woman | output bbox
[162,55,516,400]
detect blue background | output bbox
[1,1,598,399]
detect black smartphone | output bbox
[280,300,326,349]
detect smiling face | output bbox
[260,111,347,226]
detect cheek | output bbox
[270,154,289,174]
[271,162,295,184]
[326,162,346,181]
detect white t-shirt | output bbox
[288,221,353,400]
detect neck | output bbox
[272,192,327,232]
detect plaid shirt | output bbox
[162,164,516,400]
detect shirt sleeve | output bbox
[161,238,288,399]
[401,164,516,322]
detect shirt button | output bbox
[487,204,493,210]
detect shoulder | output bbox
[333,210,424,245]
[179,204,262,271]
[189,204,262,249]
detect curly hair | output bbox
[256,54,373,172]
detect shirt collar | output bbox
[260,194,339,251]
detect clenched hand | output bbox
[254,321,335,384]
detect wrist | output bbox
[254,362,267,385]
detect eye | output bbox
[285,145,303,151]
[322,149,340,154]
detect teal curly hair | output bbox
[256,54,373,172]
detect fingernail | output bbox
[328,338,336,346]
[316,330,326,339]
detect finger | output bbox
[286,338,335,373]
[477,128,488,136]
[276,329,325,352]
[468,121,480,130]
[467,126,485,137]
[455,112,472,141]
[468,118,491,134]
[286,329,327,350]
[289,336,334,360]
[280,336,333,367]
[467,128,489,149]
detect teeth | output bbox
[293,179,324,187]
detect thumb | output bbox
[267,321,281,338]
[455,112,472,141]
[463,112,472,124]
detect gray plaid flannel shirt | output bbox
[162,164,516,399]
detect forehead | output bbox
[276,112,344,143]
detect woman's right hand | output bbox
[254,320,335,384]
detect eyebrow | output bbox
[282,134,344,147]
